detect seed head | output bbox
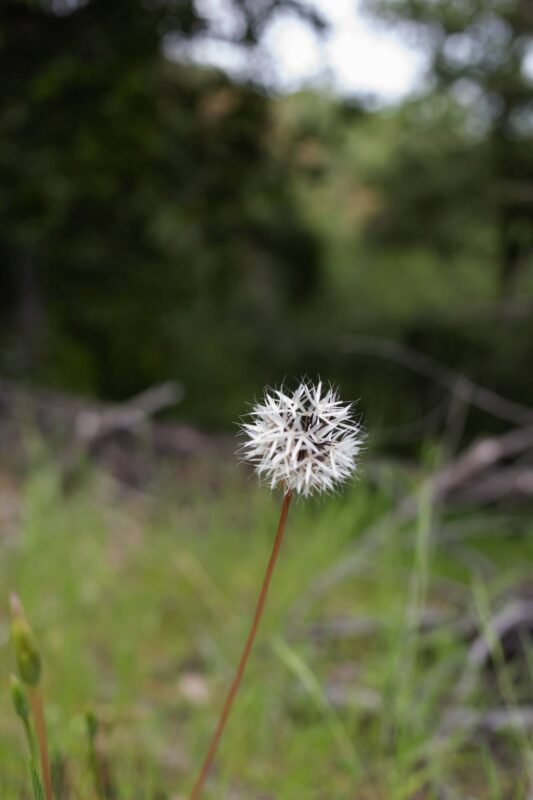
[240,380,363,497]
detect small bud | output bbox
[10,675,30,721]
[9,594,42,687]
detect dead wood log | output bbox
[433,427,533,503]
[443,705,533,734]
[0,378,232,487]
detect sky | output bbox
[172,0,427,103]
[262,0,426,100]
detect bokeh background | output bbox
[2,0,532,433]
[1,2,533,799]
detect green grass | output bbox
[0,464,532,799]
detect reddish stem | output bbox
[189,490,293,800]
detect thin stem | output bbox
[189,489,293,800]
[88,737,103,800]
[22,716,36,759]
[29,687,53,800]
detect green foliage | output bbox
[363,0,533,289]
[10,677,42,800]
[0,0,531,433]
[30,759,45,800]
[0,0,321,423]
[1,466,532,797]
[272,88,533,428]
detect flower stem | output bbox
[28,687,53,800]
[189,489,293,800]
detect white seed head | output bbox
[240,380,363,497]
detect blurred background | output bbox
[1,1,533,798]
[2,0,532,434]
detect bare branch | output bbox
[74,382,184,442]
[433,427,533,501]
[342,334,533,426]
[443,706,533,734]
[456,600,533,700]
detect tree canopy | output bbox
[363,0,533,289]
[1,0,531,434]
[1,0,323,423]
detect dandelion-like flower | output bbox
[190,380,364,800]
[241,380,363,496]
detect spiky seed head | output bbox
[240,380,363,497]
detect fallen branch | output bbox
[0,378,232,486]
[74,382,184,443]
[456,599,533,700]
[341,334,533,427]
[295,426,533,609]
[443,705,533,734]
[432,426,533,502]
